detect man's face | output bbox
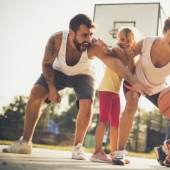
[72,24,95,52]
[73,37,89,52]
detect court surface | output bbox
[0,145,164,170]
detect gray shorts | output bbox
[34,70,96,108]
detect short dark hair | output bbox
[163,17,170,32]
[69,14,97,32]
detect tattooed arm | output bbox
[42,33,61,104]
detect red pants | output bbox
[99,91,120,127]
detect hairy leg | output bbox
[73,99,93,146]
[23,85,48,142]
[118,91,139,150]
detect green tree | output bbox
[0,95,28,128]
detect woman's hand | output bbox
[98,38,112,54]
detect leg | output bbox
[112,91,138,165]
[118,90,139,150]
[73,99,93,145]
[2,85,48,153]
[72,74,95,160]
[90,91,112,163]
[94,122,107,153]
[109,93,120,153]
[23,85,48,142]
[160,107,170,166]
[94,91,111,153]
[72,99,93,160]
[110,126,118,153]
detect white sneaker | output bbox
[110,151,130,164]
[72,143,86,160]
[112,150,129,165]
[2,136,32,154]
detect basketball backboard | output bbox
[93,3,161,46]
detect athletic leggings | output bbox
[99,91,120,127]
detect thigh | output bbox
[72,74,95,108]
[54,70,69,90]
[123,80,140,102]
[109,93,120,127]
[99,91,113,123]
[35,70,67,91]
[145,92,160,107]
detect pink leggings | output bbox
[99,91,120,127]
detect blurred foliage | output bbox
[0,89,99,134]
[0,89,167,152]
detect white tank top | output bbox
[134,36,170,94]
[52,30,95,77]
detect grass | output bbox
[0,140,156,159]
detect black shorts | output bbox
[34,70,95,107]
[123,80,160,107]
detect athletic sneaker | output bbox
[2,136,32,154]
[90,149,112,163]
[164,139,170,154]
[154,145,167,166]
[112,150,128,165]
[164,156,170,167]
[72,143,86,160]
[110,152,130,164]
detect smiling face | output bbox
[117,29,135,50]
[71,24,95,52]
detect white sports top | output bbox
[52,30,95,77]
[134,36,170,94]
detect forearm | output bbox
[105,57,137,86]
[42,65,55,86]
[128,58,135,74]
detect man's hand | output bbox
[132,81,153,98]
[48,88,61,104]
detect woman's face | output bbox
[117,32,135,50]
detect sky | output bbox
[0,0,170,112]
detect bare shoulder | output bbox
[112,44,123,53]
[87,38,103,59]
[48,31,63,48]
[131,39,144,55]
[134,39,144,50]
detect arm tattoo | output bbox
[44,66,54,83]
[43,37,57,61]
[43,36,58,84]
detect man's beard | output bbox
[73,37,90,52]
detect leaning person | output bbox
[2,14,152,160]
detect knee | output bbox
[29,85,48,103]
[162,112,170,119]
[79,99,93,114]
[124,99,138,116]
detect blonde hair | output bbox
[117,26,144,42]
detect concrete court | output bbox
[0,145,165,170]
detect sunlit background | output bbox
[0,0,170,112]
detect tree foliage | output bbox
[0,95,28,128]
